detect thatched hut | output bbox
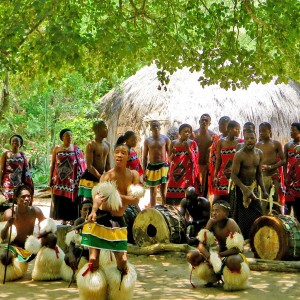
[96,64,300,162]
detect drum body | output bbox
[250,214,300,260]
[132,204,186,247]
[124,205,141,244]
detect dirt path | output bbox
[1,252,300,300]
[1,196,300,299]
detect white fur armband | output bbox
[92,181,122,211]
[127,184,145,199]
[65,231,82,247]
[39,218,57,234]
[226,232,244,252]
[209,251,222,274]
[0,223,17,243]
[197,229,215,245]
[25,235,42,254]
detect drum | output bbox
[250,214,300,260]
[124,205,141,244]
[132,205,186,247]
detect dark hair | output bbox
[243,122,255,129]
[219,116,231,123]
[10,135,23,147]
[200,114,211,121]
[213,200,231,212]
[291,122,300,131]
[92,120,106,132]
[115,135,130,152]
[259,122,271,130]
[59,128,72,141]
[227,120,240,130]
[244,129,256,136]
[14,184,33,203]
[179,123,192,133]
[123,131,135,141]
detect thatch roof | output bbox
[96,64,300,150]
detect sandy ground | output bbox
[1,192,300,299]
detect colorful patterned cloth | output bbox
[0,245,35,262]
[166,141,199,204]
[285,148,300,202]
[81,211,127,252]
[51,145,86,202]
[215,145,240,196]
[127,149,144,176]
[1,151,34,199]
[145,162,169,187]
[208,135,221,196]
[78,170,99,199]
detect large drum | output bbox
[124,205,141,244]
[250,215,300,260]
[132,205,186,247]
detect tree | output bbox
[0,0,299,90]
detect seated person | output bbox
[179,186,210,245]
[64,200,92,271]
[0,185,45,281]
[187,200,250,291]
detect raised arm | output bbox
[256,150,268,196]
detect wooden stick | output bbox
[127,243,196,255]
[248,258,300,273]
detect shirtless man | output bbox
[236,122,255,151]
[0,185,45,272]
[256,122,285,214]
[78,120,110,201]
[283,122,300,218]
[230,131,267,239]
[78,137,144,298]
[179,186,210,245]
[143,120,171,206]
[194,114,216,197]
[187,201,250,291]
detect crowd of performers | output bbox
[0,116,299,297]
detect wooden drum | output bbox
[250,215,300,260]
[132,205,186,247]
[124,205,141,244]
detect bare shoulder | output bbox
[254,147,263,155]
[130,169,140,183]
[32,206,45,218]
[227,218,241,233]
[273,139,282,148]
[100,170,113,182]
[206,218,215,231]
[2,208,13,221]
[161,134,170,142]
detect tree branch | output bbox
[243,0,268,27]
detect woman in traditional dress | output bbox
[0,135,34,201]
[213,121,242,203]
[124,131,144,182]
[166,124,199,206]
[49,129,86,225]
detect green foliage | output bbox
[0,0,299,88]
[0,72,111,188]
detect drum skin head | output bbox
[250,215,300,260]
[133,208,170,246]
[132,205,186,247]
